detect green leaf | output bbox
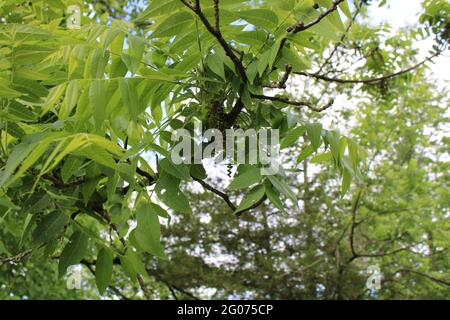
[4,122,25,138]
[326,130,341,164]
[151,12,194,38]
[23,192,51,214]
[241,86,253,110]
[89,80,106,131]
[32,213,68,246]
[11,135,64,184]
[81,177,100,205]
[326,11,345,32]
[155,173,191,213]
[138,0,182,20]
[246,61,258,84]
[102,28,123,53]
[0,195,19,210]
[309,19,340,41]
[0,83,21,97]
[95,248,113,295]
[135,203,165,257]
[339,0,352,19]
[60,80,78,120]
[0,142,35,188]
[19,213,34,249]
[279,47,310,72]
[257,50,271,76]
[281,126,305,149]
[59,231,89,277]
[41,83,66,115]
[120,250,147,280]
[175,51,202,72]
[310,152,333,164]
[119,78,140,122]
[190,164,207,180]
[128,35,145,62]
[264,180,285,213]
[234,30,267,46]
[84,48,106,79]
[7,102,37,122]
[306,123,323,151]
[61,155,83,183]
[234,185,265,214]
[159,158,191,181]
[206,53,225,81]
[75,86,91,123]
[238,9,279,30]
[228,165,262,190]
[269,39,282,71]
[297,145,314,163]
[341,168,352,196]
[347,138,359,172]
[267,175,297,205]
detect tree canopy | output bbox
[0,0,449,299]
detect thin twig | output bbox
[349,190,363,261]
[136,167,156,185]
[0,249,33,265]
[296,52,441,84]
[213,0,220,33]
[251,94,335,112]
[81,261,132,300]
[263,64,293,89]
[348,191,411,263]
[192,176,267,216]
[396,269,450,287]
[286,0,345,34]
[180,0,247,81]
[137,274,152,300]
[226,98,244,126]
[235,195,268,217]
[192,176,236,211]
[316,6,361,74]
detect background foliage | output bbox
[0,0,449,299]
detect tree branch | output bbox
[286,0,345,34]
[235,195,268,217]
[251,94,335,112]
[180,0,247,81]
[192,176,267,216]
[263,64,293,89]
[349,247,411,263]
[136,167,156,185]
[81,260,132,300]
[266,1,352,92]
[224,1,347,124]
[137,274,152,300]
[349,190,362,261]
[348,191,413,263]
[226,98,244,126]
[147,269,201,300]
[0,249,33,265]
[213,0,220,33]
[192,176,236,211]
[296,52,441,84]
[316,6,361,74]
[396,269,450,287]
[81,206,151,299]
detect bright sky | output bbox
[368,0,449,82]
